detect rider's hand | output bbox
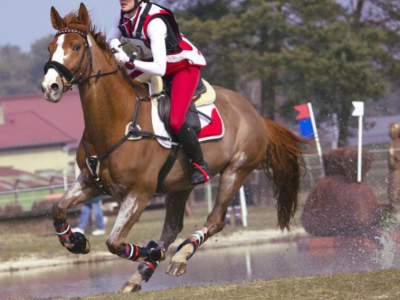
[109,38,129,65]
[112,49,130,65]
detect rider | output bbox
[107,0,211,185]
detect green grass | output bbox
[0,187,65,210]
[49,269,400,300]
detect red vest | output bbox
[118,2,206,75]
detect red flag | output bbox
[294,104,310,120]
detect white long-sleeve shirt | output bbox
[107,4,206,76]
[107,13,167,76]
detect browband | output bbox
[55,29,87,38]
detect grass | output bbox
[0,187,65,210]
[48,268,400,300]
[0,200,294,262]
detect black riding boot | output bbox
[176,122,211,185]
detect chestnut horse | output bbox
[42,3,305,293]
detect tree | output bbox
[0,45,35,95]
[280,0,400,145]
[178,0,399,144]
[0,35,52,96]
[178,0,291,119]
[29,35,53,92]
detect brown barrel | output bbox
[390,123,400,140]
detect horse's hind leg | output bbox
[52,174,100,254]
[124,188,193,291]
[167,166,253,276]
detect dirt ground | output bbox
[0,201,307,272]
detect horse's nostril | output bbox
[41,85,45,93]
[51,83,59,92]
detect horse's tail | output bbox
[260,117,306,231]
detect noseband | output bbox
[44,29,119,91]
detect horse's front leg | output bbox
[52,173,100,254]
[121,188,192,293]
[104,191,158,293]
[160,188,194,248]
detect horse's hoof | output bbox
[66,233,90,254]
[121,281,141,293]
[166,261,187,276]
[83,239,90,254]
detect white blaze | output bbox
[43,35,68,86]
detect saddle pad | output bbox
[135,74,216,107]
[151,100,225,149]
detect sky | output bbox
[0,1,121,52]
[0,0,356,53]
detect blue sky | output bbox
[0,1,120,52]
[0,0,355,53]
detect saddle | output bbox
[135,74,216,138]
[134,74,219,195]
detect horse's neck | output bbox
[78,48,135,147]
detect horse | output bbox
[41,3,306,293]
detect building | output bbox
[0,92,83,175]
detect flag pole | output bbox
[308,103,325,178]
[352,102,364,183]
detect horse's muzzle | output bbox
[42,72,63,103]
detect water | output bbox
[1,237,399,299]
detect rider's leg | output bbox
[169,66,211,185]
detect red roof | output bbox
[0,92,84,150]
[0,166,35,177]
[0,179,14,190]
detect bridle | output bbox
[44,29,120,91]
[44,27,176,195]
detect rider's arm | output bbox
[107,11,129,63]
[134,18,167,76]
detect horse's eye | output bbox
[73,44,81,51]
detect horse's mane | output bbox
[62,12,144,89]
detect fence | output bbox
[0,184,67,211]
[0,149,393,212]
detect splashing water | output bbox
[373,232,396,269]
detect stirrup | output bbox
[190,162,211,185]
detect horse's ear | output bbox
[78,3,90,29]
[51,6,66,30]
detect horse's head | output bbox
[42,3,91,103]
